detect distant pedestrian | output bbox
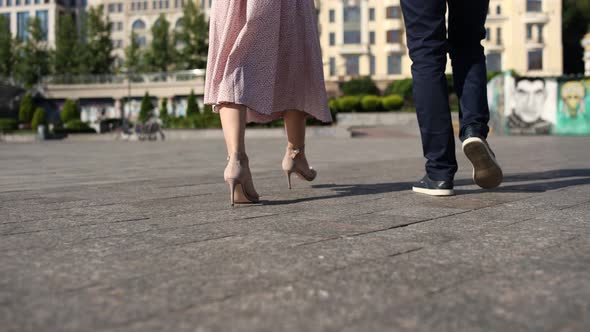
[401,0,503,196]
[205,0,332,206]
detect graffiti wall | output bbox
[488,73,590,135]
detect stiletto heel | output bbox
[286,171,292,190]
[227,178,237,207]
[224,153,260,206]
[282,145,317,189]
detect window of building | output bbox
[369,31,375,45]
[368,8,375,21]
[496,27,502,45]
[386,6,401,19]
[496,5,501,15]
[486,28,491,41]
[370,55,375,76]
[108,3,115,12]
[16,12,29,41]
[526,0,542,12]
[343,30,361,44]
[36,10,48,41]
[25,0,30,5]
[117,3,123,12]
[329,32,335,46]
[132,19,146,30]
[343,6,360,22]
[329,57,336,76]
[387,54,402,75]
[329,9,335,23]
[386,30,401,44]
[486,53,502,72]
[528,49,543,70]
[345,55,359,76]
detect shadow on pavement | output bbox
[264,169,590,205]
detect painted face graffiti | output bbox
[560,82,586,118]
[513,79,546,123]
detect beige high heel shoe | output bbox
[224,152,260,206]
[282,146,317,189]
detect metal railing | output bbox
[43,69,206,85]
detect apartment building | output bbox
[317,0,563,87]
[88,0,212,66]
[0,0,85,47]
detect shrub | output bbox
[336,96,362,112]
[329,99,339,113]
[341,76,380,96]
[382,95,404,111]
[60,99,79,123]
[186,90,200,117]
[360,95,382,112]
[0,118,18,132]
[31,107,46,131]
[385,79,413,98]
[64,119,95,133]
[18,93,34,125]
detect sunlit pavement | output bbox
[1,135,589,331]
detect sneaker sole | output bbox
[462,138,503,189]
[412,186,455,196]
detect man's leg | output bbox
[447,0,490,140]
[401,0,457,194]
[448,0,503,189]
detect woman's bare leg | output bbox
[219,104,247,155]
[219,104,258,200]
[283,110,307,149]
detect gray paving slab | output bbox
[0,135,589,331]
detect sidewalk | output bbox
[1,136,589,331]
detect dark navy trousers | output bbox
[401,0,490,181]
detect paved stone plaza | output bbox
[1,134,590,331]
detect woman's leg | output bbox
[283,110,306,149]
[282,110,315,188]
[219,104,259,202]
[219,104,247,155]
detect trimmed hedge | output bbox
[360,95,382,112]
[340,76,381,96]
[336,96,362,112]
[382,95,404,111]
[61,119,96,133]
[0,118,17,132]
[385,79,413,98]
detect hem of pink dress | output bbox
[206,101,333,124]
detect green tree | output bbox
[146,14,175,72]
[139,92,153,123]
[186,90,199,117]
[54,14,80,76]
[0,15,14,78]
[60,99,80,123]
[79,5,114,74]
[563,0,590,74]
[159,98,168,119]
[14,18,50,87]
[174,0,209,69]
[31,107,46,131]
[18,93,34,125]
[125,30,143,73]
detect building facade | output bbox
[88,0,213,67]
[0,0,86,47]
[317,0,563,89]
